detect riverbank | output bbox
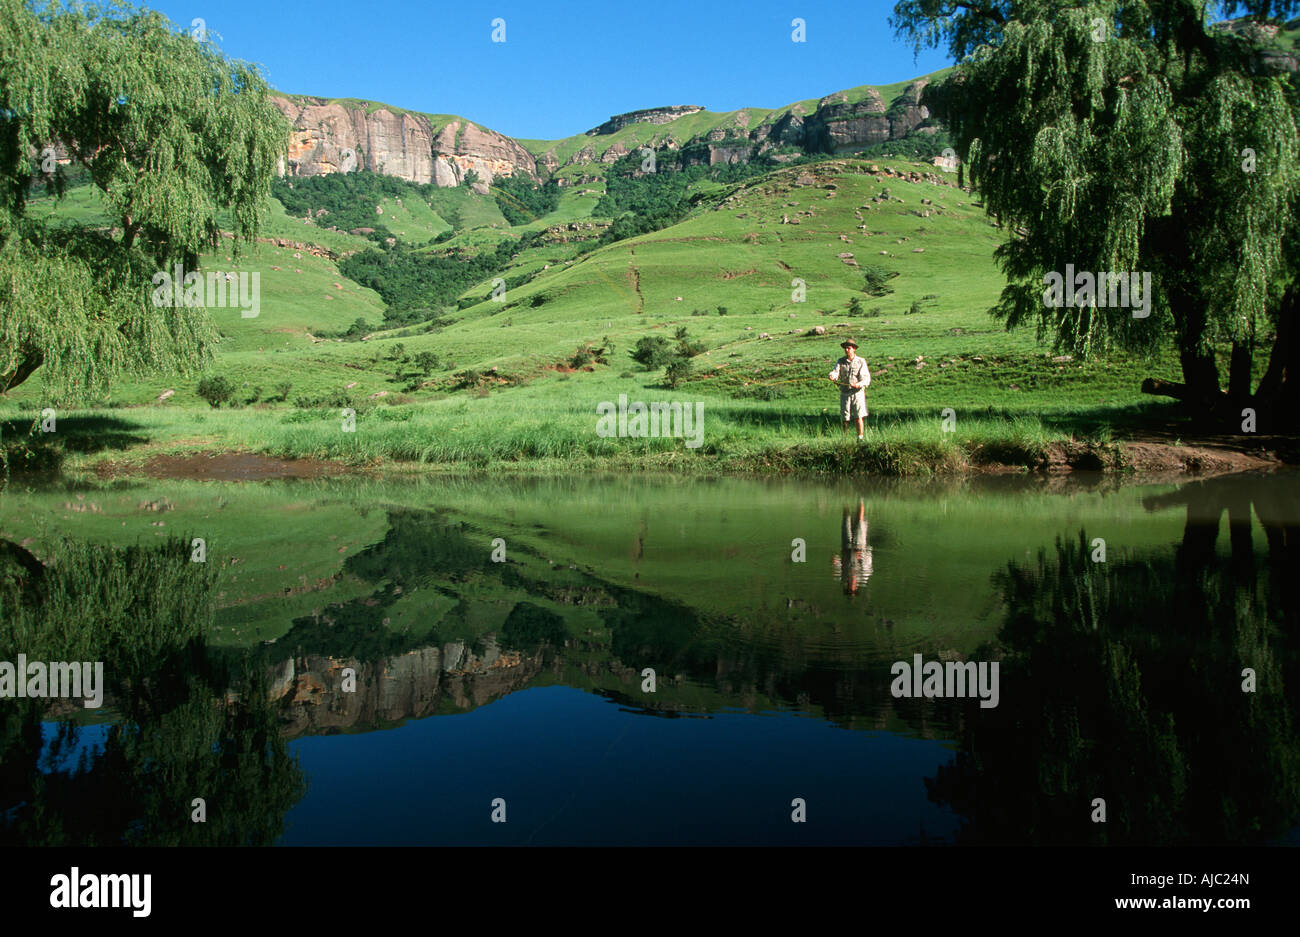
[3,411,1286,484]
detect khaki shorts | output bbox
[840,391,867,421]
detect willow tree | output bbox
[0,0,288,400]
[892,1,1300,425]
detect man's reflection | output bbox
[832,499,873,596]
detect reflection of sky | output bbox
[39,722,111,776]
[279,685,960,846]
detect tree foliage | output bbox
[490,174,560,225]
[0,0,288,400]
[893,0,1300,422]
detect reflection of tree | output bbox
[0,538,305,845]
[927,475,1300,844]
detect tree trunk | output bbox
[1228,340,1252,404]
[1255,283,1299,430]
[0,348,44,393]
[1142,284,1226,415]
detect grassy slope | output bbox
[523,71,951,167]
[5,154,1192,476]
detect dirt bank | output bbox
[94,451,353,481]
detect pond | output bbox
[1,470,1297,845]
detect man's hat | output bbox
[841,338,858,349]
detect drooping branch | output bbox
[0,348,44,393]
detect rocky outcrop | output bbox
[586,105,705,135]
[798,80,936,154]
[267,637,545,737]
[270,77,941,190]
[272,96,538,187]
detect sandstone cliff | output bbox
[272,95,538,189]
[270,76,940,191]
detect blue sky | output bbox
[143,0,954,140]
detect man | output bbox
[829,338,870,439]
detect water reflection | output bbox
[1,472,1296,844]
[0,537,305,845]
[926,472,1300,844]
[832,499,873,596]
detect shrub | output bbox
[673,327,706,358]
[630,335,675,370]
[663,357,694,389]
[293,389,354,409]
[196,375,235,408]
[848,297,864,316]
[862,264,898,297]
[274,381,293,402]
[413,351,440,375]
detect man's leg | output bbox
[856,417,864,438]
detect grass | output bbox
[5,154,1222,478]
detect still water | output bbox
[2,471,1297,845]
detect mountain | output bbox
[272,72,949,189]
[272,94,539,192]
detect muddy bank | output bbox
[94,451,352,481]
[75,435,1292,483]
[1117,436,1282,476]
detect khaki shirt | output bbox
[830,355,870,393]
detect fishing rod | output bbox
[734,375,865,389]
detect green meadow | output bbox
[4,154,1204,478]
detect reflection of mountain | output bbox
[254,505,970,738]
[8,475,1298,846]
[266,639,545,736]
